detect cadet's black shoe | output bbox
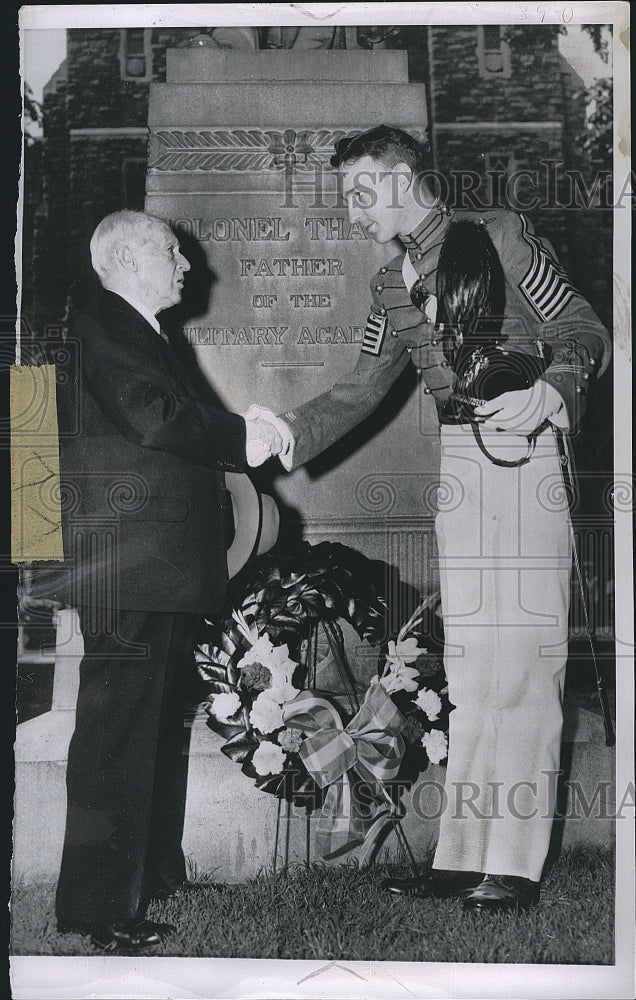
[462,874,540,912]
[382,870,484,899]
[58,918,176,951]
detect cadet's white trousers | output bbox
[432,424,571,882]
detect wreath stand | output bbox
[271,617,419,875]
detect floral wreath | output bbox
[196,541,449,859]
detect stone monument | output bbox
[146,48,439,627]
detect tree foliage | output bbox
[581,24,610,63]
[23,84,43,147]
[577,77,613,167]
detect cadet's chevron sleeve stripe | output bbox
[519,214,579,322]
[361,312,387,356]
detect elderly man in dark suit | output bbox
[53,210,281,950]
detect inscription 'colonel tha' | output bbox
[169,217,292,241]
[168,217,368,242]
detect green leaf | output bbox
[205,716,245,741]
[221,730,258,763]
[254,772,287,796]
[227,663,241,687]
[197,663,230,685]
[202,680,235,698]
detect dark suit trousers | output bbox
[55,608,199,926]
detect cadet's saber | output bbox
[556,430,615,747]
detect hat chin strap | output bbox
[471,423,537,468]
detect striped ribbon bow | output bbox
[283,681,406,859]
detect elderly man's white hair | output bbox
[90,210,169,283]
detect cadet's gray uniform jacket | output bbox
[280,207,611,467]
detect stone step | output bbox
[148,81,428,128]
[13,696,615,885]
[167,49,409,84]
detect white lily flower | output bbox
[381,663,420,694]
[385,636,422,667]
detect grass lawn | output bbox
[11,845,614,964]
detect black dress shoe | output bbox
[462,874,540,912]
[381,869,484,899]
[58,918,176,951]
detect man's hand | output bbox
[473,381,565,435]
[245,405,295,470]
[245,416,283,467]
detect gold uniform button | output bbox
[380,267,387,274]
[375,284,384,292]
[441,360,449,368]
[391,330,398,338]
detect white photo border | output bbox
[14,4,633,999]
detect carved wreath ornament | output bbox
[149,128,350,172]
[150,127,429,172]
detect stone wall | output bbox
[68,134,149,279]
[30,28,201,322]
[429,25,575,267]
[436,125,570,264]
[28,85,70,331]
[431,25,568,123]
[66,28,196,129]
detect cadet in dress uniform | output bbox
[252,126,611,910]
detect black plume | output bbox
[436,221,505,367]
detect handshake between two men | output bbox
[244,405,294,469]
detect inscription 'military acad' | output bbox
[184,326,288,346]
[182,326,363,347]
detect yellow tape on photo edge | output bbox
[10,364,64,562]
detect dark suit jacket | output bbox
[52,289,247,613]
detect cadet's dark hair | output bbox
[436,221,505,365]
[330,124,430,173]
